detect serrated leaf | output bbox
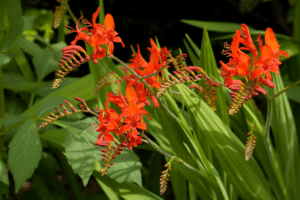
[8,119,42,193]
[64,118,102,186]
[106,148,142,187]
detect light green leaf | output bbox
[0,160,8,185]
[119,182,163,200]
[63,117,102,186]
[8,119,42,193]
[22,74,95,118]
[106,148,142,187]
[177,83,274,200]
[267,72,300,200]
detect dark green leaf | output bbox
[8,119,42,193]
[1,0,24,51]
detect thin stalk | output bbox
[270,79,300,100]
[141,133,202,176]
[65,2,78,25]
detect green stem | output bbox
[66,2,78,25]
[270,79,300,100]
[264,94,272,138]
[0,69,5,161]
[141,132,202,175]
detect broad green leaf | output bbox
[119,182,163,200]
[35,95,71,117]
[63,117,102,186]
[106,148,142,187]
[8,119,42,193]
[1,0,24,51]
[32,48,58,82]
[267,72,300,200]
[177,83,274,200]
[16,37,43,58]
[22,74,95,118]
[35,77,79,97]
[39,128,68,147]
[181,20,255,32]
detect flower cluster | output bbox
[66,7,124,63]
[219,24,289,94]
[94,38,171,149]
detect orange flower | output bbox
[220,24,289,90]
[66,7,124,63]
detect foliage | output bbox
[0,0,300,199]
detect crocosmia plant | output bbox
[1,1,300,199]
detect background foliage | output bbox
[0,0,299,199]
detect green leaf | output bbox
[119,182,163,200]
[8,119,42,193]
[1,0,24,51]
[16,37,43,58]
[22,74,95,118]
[177,83,274,200]
[181,20,255,32]
[199,26,229,126]
[0,160,8,185]
[63,117,102,186]
[39,128,68,147]
[106,148,142,187]
[0,53,11,68]
[267,72,300,200]
[32,48,58,82]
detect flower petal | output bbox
[104,13,115,30]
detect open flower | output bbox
[220,24,289,90]
[66,7,124,63]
